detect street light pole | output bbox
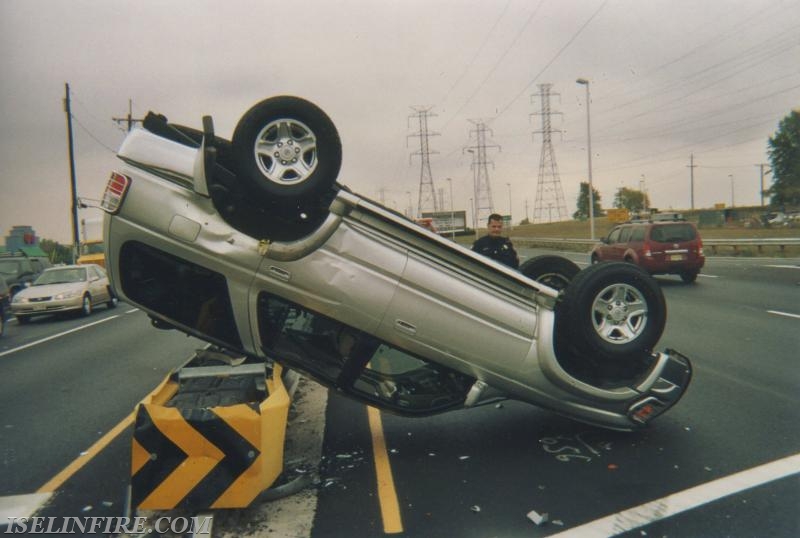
[729,174,735,208]
[506,182,512,233]
[576,78,595,240]
[446,177,454,240]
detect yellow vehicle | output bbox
[76,239,106,268]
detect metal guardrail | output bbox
[512,237,800,254]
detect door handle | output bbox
[268,266,291,282]
[394,319,417,335]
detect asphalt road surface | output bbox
[0,254,797,537]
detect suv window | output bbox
[119,241,242,349]
[0,260,23,278]
[607,228,622,243]
[618,227,633,243]
[630,226,645,241]
[649,223,696,243]
[258,293,473,414]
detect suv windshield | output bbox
[649,224,696,243]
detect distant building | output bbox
[2,225,45,256]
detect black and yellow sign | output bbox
[130,364,290,510]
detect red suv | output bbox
[591,217,705,283]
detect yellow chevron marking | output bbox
[130,437,149,476]
[213,404,261,448]
[140,405,224,508]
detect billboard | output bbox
[421,210,468,234]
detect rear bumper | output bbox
[642,257,705,274]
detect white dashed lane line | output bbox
[0,316,120,359]
[549,453,800,538]
[767,310,800,320]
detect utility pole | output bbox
[755,163,771,207]
[687,154,697,210]
[63,83,80,263]
[113,99,144,131]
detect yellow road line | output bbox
[367,406,403,534]
[37,412,134,493]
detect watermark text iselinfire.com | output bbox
[4,516,212,534]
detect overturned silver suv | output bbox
[101,96,691,430]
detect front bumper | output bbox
[11,297,84,317]
[628,349,692,425]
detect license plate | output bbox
[33,304,46,311]
[669,254,685,261]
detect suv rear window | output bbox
[649,224,696,243]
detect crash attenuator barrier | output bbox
[130,350,293,510]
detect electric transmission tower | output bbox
[531,83,568,223]
[464,120,500,227]
[408,106,440,217]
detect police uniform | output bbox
[471,235,519,269]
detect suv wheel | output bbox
[232,96,342,203]
[520,255,580,292]
[17,315,31,325]
[555,262,666,363]
[680,270,699,284]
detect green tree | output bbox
[39,239,73,264]
[614,187,650,212]
[767,110,800,207]
[573,182,603,220]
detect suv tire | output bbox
[555,262,666,363]
[232,96,342,202]
[520,255,580,292]
[680,270,699,284]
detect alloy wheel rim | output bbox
[591,283,648,344]
[254,118,318,185]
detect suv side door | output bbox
[601,227,623,261]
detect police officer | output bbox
[471,213,519,269]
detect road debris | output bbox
[526,509,549,525]
[470,505,481,513]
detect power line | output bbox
[494,0,609,122]
[441,0,545,131]
[438,0,512,107]
[69,114,119,154]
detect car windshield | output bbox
[0,260,22,277]
[34,268,87,285]
[650,224,696,243]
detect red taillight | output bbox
[101,172,131,214]
[643,242,653,258]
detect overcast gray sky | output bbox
[1,0,798,243]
